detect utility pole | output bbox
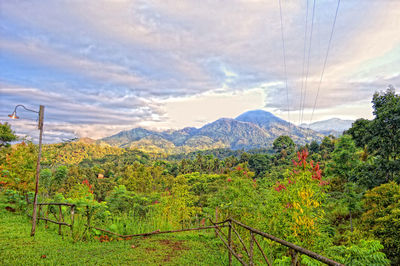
[31,105,44,236]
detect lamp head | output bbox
[8,112,19,119]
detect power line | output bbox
[298,0,309,125]
[278,0,291,135]
[309,0,341,125]
[300,0,316,126]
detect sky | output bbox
[1,0,399,143]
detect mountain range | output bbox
[95,110,353,154]
[299,118,354,137]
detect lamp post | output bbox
[9,104,44,237]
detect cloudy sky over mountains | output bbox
[1,0,399,143]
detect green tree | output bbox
[39,168,52,197]
[327,135,363,232]
[328,135,361,183]
[345,118,373,148]
[239,152,251,163]
[370,87,400,182]
[273,135,295,159]
[52,165,68,192]
[362,182,400,264]
[1,142,37,195]
[106,185,151,216]
[347,87,400,184]
[248,154,271,177]
[319,136,335,160]
[162,175,201,228]
[309,140,320,154]
[0,122,18,148]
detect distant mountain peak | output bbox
[76,137,95,144]
[236,109,276,118]
[299,118,354,136]
[236,109,287,129]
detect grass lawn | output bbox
[0,202,231,265]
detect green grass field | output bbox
[0,202,231,265]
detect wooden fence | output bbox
[31,202,76,236]
[31,204,342,266]
[211,218,343,266]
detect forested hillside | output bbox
[1,89,399,265]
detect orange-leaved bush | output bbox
[266,149,329,250]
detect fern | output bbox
[327,240,390,266]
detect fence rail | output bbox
[87,224,228,238]
[37,202,75,206]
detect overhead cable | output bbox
[300,0,316,125]
[278,0,291,134]
[309,0,341,125]
[298,0,309,125]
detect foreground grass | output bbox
[0,203,230,265]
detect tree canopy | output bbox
[346,87,400,183]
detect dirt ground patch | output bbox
[158,239,189,262]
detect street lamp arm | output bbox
[13,104,40,114]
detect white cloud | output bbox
[1,0,399,142]
[140,88,265,130]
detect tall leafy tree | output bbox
[370,87,400,182]
[248,154,271,177]
[319,136,336,160]
[328,135,361,183]
[309,140,320,154]
[362,182,400,264]
[0,122,18,148]
[347,87,400,184]
[345,118,373,148]
[1,142,37,195]
[273,135,295,159]
[327,135,363,232]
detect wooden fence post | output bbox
[38,205,42,225]
[70,205,75,235]
[291,249,299,266]
[228,220,232,266]
[58,205,62,235]
[45,207,48,229]
[249,232,254,266]
[215,207,218,237]
[86,205,91,229]
[253,234,271,266]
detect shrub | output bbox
[361,182,400,264]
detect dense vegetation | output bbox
[1,89,399,265]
